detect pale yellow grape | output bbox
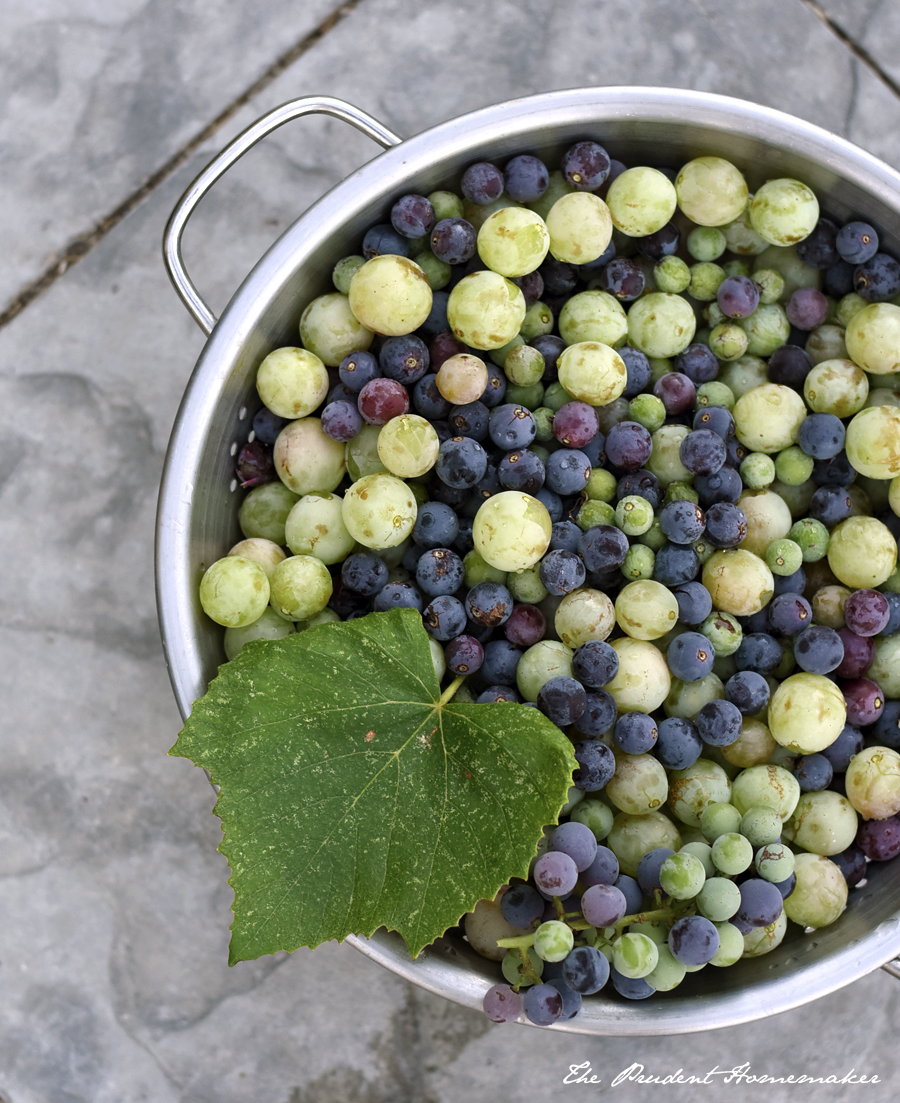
[227,537,286,578]
[844,746,900,820]
[626,293,697,358]
[667,759,732,828]
[736,488,793,558]
[664,673,725,720]
[868,388,900,409]
[723,205,770,256]
[740,304,791,358]
[238,481,299,544]
[606,167,677,237]
[871,636,900,697]
[554,588,615,648]
[557,341,627,405]
[749,178,819,246]
[827,515,898,587]
[742,912,787,957]
[730,764,800,820]
[606,810,682,878]
[516,640,574,702]
[341,473,417,550]
[284,493,356,564]
[472,491,552,571]
[348,254,433,336]
[845,302,900,374]
[269,555,333,621]
[811,584,851,628]
[702,549,774,617]
[721,718,778,769]
[376,414,440,478]
[844,405,900,479]
[605,637,671,713]
[224,607,296,660]
[346,422,388,480]
[606,753,669,815]
[782,791,859,855]
[615,579,679,640]
[256,347,330,420]
[718,355,768,399]
[446,270,526,349]
[783,853,847,929]
[891,474,900,516]
[558,290,628,347]
[476,206,550,277]
[274,417,347,495]
[435,353,489,404]
[299,292,374,367]
[675,157,749,226]
[645,424,693,487]
[732,384,807,453]
[544,191,613,263]
[199,555,270,628]
[504,343,545,386]
[767,673,846,754]
[806,323,847,366]
[803,358,869,417]
[646,943,688,987]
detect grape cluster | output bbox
[197,136,900,1027]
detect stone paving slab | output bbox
[4,0,900,1100]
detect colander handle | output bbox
[882,958,900,980]
[162,96,402,335]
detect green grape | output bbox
[753,267,785,305]
[803,358,869,416]
[199,555,270,628]
[697,877,741,922]
[542,381,571,411]
[871,636,900,697]
[742,912,787,957]
[621,544,655,582]
[710,921,745,966]
[476,206,550,277]
[737,488,793,558]
[348,254,432,337]
[654,255,691,293]
[827,515,898,587]
[836,291,868,329]
[754,841,796,882]
[558,290,628,347]
[709,322,749,361]
[298,608,341,631]
[332,254,366,295]
[774,446,815,486]
[723,203,770,256]
[753,243,822,301]
[488,334,524,369]
[721,717,777,770]
[663,672,724,720]
[462,550,507,589]
[447,270,526,350]
[239,480,300,544]
[845,302,900,375]
[533,920,574,963]
[606,753,669,816]
[647,356,673,383]
[768,673,846,754]
[710,831,753,875]
[561,785,586,816]
[700,801,743,842]
[613,932,659,979]
[505,381,545,409]
[668,759,732,828]
[740,452,776,489]
[749,178,819,245]
[665,482,700,506]
[606,637,671,714]
[718,355,769,398]
[300,292,375,366]
[680,840,716,878]
[705,301,727,327]
[637,516,667,551]
[868,387,900,409]
[256,346,330,420]
[570,797,615,840]
[606,810,682,878]
[501,946,543,987]
[646,424,693,487]
[223,606,295,660]
[730,764,800,821]
[644,944,687,991]
[545,191,613,263]
[472,491,551,571]
[765,538,803,577]
[556,341,627,405]
[770,477,815,519]
[844,746,900,820]
[227,537,286,578]
[702,549,774,617]
[788,517,829,562]
[341,473,417,550]
[585,467,618,502]
[696,381,736,410]
[659,852,706,900]
[269,555,333,622]
[806,323,847,366]
[554,588,616,649]
[516,639,573,702]
[504,343,545,386]
[629,392,666,431]
[615,579,679,641]
[376,414,440,478]
[607,166,677,236]
[688,262,726,302]
[274,417,347,496]
[845,405,900,480]
[413,251,451,291]
[626,293,697,358]
[733,383,806,454]
[519,300,555,341]
[428,190,464,222]
[783,853,848,929]
[740,304,791,357]
[687,225,727,261]
[429,638,446,682]
[740,805,783,848]
[506,562,548,604]
[811,584,850,629]
[675,156,749,226]
[345,422,388,480]
[532,406,555,442]
[284,493,356,564]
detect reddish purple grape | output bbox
[604,420,652,469]
[843,588,891,637]
[430,218,477,265]
[717,274,759,319]
[321,399,363,442]
[461,162,504,204]
[653,372,696,415]
[786,287,829,330]
[235,440,274,487]
[561,140,611,190]
[483,983,523,1023]
[390,193,435,238]
[856,816,900,861]
[503,154,550,203]
[552,401,600,448]
[504,603,547,647]
[842,677,885,726]
[599,257,645,301]
[444,634,484,675]
[429,331,468,370]
[835,628,876,678]
[357,378,410,425]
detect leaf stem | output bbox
[438,674,466,708]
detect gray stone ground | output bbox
[4,0,900,1100]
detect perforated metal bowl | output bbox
[157,87,900,1034]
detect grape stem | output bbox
[437,674,466,708]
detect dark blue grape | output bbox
[539,549,586,596]
[605,421,652,469]
[337,349,380,394]
[448,401,490,441]
[820,724,864,772]
[809,484,853,526]
[659,500,706,544]
[823,258,855,297]
[419,289,450,337]
[717,274,760,318]
[798,413,845,460]
[510,269,545,307]
[362,223,409,258]
[725,670,770,715]
[795,218,840,268]
[667,631,716,682]
[435,436,487,488]
[668,915,720,965]
[465,581,513,627]
[614,712,658,754]
[390,194,435,238]
[503,153,550,202]
[572,640,619,688]
[637,847,676,894]
[320,400,363,442]
[480,639,522,685]
[561,946,610,995]
[578,525,629,571]
[481,364,507,408]
[412,501,459,550]
[811,451,856,487]
[546,978,583,1020]
[767,593,813,635]
[379,335,429,384]
[251,406,289,445]
[416,548,464,597]
[572,739,616,791]
[855,253,900,301]
[735,878,783,930]
[655,716,703,770]
[544,450,591,495]
[692,405,735,439]
[534,486,563,521]
[697,698,743,746]
[735,633,783,676]
[636,221,680,259]
[581,845,619,889]
[704,501,747,548]
[680,429,727,476]
[616,469,662,509]
[793,624,846,675]
[619,346,652,397]
[829,844,867,887]
[674,581,713,626]
[836,220,879,264]
[422,595,467,640]
[868,699,900,748]
[609,967,655,1000]
[489,404,537,450]
[430,217,477,265]
[725,437,748,468]
[768,343,813,390]
[498,448,545,493]
[522,982,563,1025]
[340,552,388,596]
[538,258,580,297]
[675,342,720,385]
[794,753,834,792]
[538,676,587,726]
[374,582,424,613]
[500,883,544,928]
[773,566,806,596]
[550,520,582,555]
[694,465,743,507]
[653,543,700,586]
[460,162,504,205]
[599,257,644,301]
[575,690,618,737]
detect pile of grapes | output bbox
[196,137,900,1028]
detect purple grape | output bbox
[786,287,829,329]
[533,850,579,896]
[717,274,760,318]
[357,378,409,425]
[429,330,468,370]
[390,193,435,238]
[504,604,546,647]
[856,816,900,861]
[552,401,600,448]
[235,440,274,487]
[483,983,523,1023]
[320,399,363,442]
[503,154,550,203]
[653,371,696,414]
[561,140,611,190]
[580,883,627,927]
[605,420,653,469]
[668,915,720,964]
[430,218,477,265]
[841,677,885,727]
[461,162,504,205]
[835,628,875,678]
[599,257,645,301]
[829,844,868,886]
[843,589,890,637]
[580,845,619,889]
[562,946,610,994]
[522,983,563,1025]
[550,821,598,872]
[444,634,484,676]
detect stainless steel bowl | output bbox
[157,86,900,1034]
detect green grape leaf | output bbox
[170,608,577,963]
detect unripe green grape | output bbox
[711,832,753,876]
[742,912,787,957]
[505,381,545,409]
[870,636,900,697]
[845,302,900,375]
[806,324,848,366]
[646,423,693,487]
[845,405,900,480]
[709,322,749,361]
[228,537,286,578]
[507,566,548,608]
[607,166,677,237]
[223,606,295,659]
[637,516,667,551]
[730,764,800,820]
[811,583,850,628]
[501,946,543,987]
[607,810,682,878]
[274,417,347,496]
[412,251,451,291]
[614,495,654,537]
[697,877,741,924]
[644,944,686,991]
[606,637,671,714]
[782,790,858,856]
[533,920,574,963]
[256,346,330,420]
[298,608,341,631]
[376,414,439,478]
[768,673,846,754]
[557,341,627,405]
[718,355,769,399]
[732,383,806,454]
[620,544,654,582]
[737,488,793,558]
[828,515,898,587]
[783,853,848,929]
[702,549,774,617]
[269,555,333,622]
[615,580,679,641]
[679,840,716,876]
[688,262,726,302]
[687,225,727,262]
[554,588,616,649]
[705,301,727,327]
[753,267,785,305]
[476,206,550,277]
[332,254,366,295]
[787,517,828,563]
[463,550,507,589]
[709,921,745,966]
[342,473,417,550]
[891,472,900,515]
[628,392,666,432]
[447,270,526,350]
[804,358,869,417]
[239,481,300,544]
[284,493,355,564]
[545,191,613,263]
[342,425,385,482]
[626,293,697,358]
[663,672,725,719]
[558,290,628,347]
[749,178,819,246]
[752,841,795,883]
[675,157,749,226]
[740,304,791,357]
[585,467,618,502]
[835,291,868,329]
[519,300,555,341]
[765,538,803,577]
[774,446,814,487]
[200,555,270,628]
[721,717,778,770]
[606,752,669,816]
[473,491,551,572]
[740,805,783,848]
[668,759,732,828]
[665,482,700,506]
[740,452,776,489]
[696,381,736,410]
[532,406,555,442]
[659,852,706,900]
[723,204,770,256]
[542,381,570,412]
[700,801,743,842]
[754,243,822,300]
[613,932,659,979]
[654,255,691,293]
[299,292,374,367]
[504,343,545,386]
[428,190,464,222]
[570,797,615,840]
[462,194,519,231]
[648,356,673,383]
[844,746,900,820]
[348,255,433,337]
